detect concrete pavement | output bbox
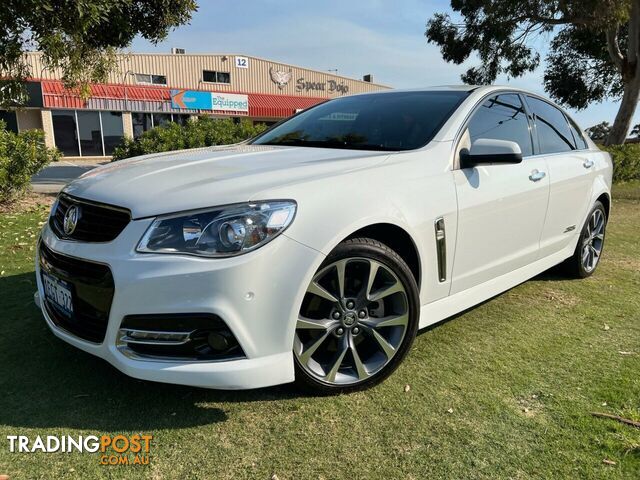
[31,160,105,194]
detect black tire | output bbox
[562,201,607,278]
[294,237,420,394]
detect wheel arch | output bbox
[596,192,611,219]
[342,223,421,289]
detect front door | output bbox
[451,93,550,294]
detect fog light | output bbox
[207,331,231,352]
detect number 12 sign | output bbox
[235,56,249,69]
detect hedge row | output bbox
[112,117,268,161]
[0,123,59,203]
[600,144,640,183]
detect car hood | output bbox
[63,144,390,218]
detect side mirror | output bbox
[460,138,523,169]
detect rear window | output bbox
[526,96,575,154]
[251,91,469,151]
[567,118,589,150]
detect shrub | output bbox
[0,122,60,203]
[112,117,269,161]
[600,144,640,183]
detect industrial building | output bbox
[0,52,389,158]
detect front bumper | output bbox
[35,218,323,389]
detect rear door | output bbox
[524,96,594,257]
[451,93,550,294]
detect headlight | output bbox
[136,201,297,257]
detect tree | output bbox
[425,1,639,145]
[0,0,197,106]
[585,122,612,142]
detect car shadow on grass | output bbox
[0,272,301,433]
[1,263,579,431]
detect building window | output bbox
[132,113,152,138]
[0,110,19,133]
[51,110,123,157]
[132,112,192,138]
[101,111,124,154]
[152,113,172,128]
[203,70,231,84]
[77,111,103,156]
[135,73,167,85]
[173,114,191,126]
[52,110,80,156]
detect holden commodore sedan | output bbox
[35,86,612,393]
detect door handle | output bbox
[583,159,594,169]
[529,169,546,182]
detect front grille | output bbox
[39,242,114,343]
[50,193,131,242]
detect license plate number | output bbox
[42,272,74,317]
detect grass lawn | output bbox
[0,184,639,479]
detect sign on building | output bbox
[235,56,249,69]
[211,93,249,112]
[171,90,249,112]
[171,90,214,109]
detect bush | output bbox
[112,117,269,161]
[0,122,59,203]
[600,144,640,183]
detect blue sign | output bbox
[171,90,212,110]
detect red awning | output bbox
[39,79,326,118]
[41,80,170,104]
[248,93,325,118]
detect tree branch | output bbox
[606,27,625,72]
[629,0,640,70]
[523,13,590,26]
[591,412,640,429]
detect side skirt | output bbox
[419,243,575,330]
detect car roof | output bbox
[348,85,538,96]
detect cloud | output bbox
[132,1,630,129]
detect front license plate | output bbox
[42,272,74,318]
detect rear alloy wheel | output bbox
[294,238,419,393]
[564,201,607,278]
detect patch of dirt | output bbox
[515,394,545,418]
[541,288,580,308]
[604,254,640,272]
[0,191,57,214]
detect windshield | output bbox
[251,91,469,151]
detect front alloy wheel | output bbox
[294,238,419,393]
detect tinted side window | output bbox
[526,96,575,153]
[568,118,589,149]
[467,94,533,156]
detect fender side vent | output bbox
[434,217,447,282]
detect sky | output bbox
[131,0,632,130]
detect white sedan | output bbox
[35,86,612,393]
